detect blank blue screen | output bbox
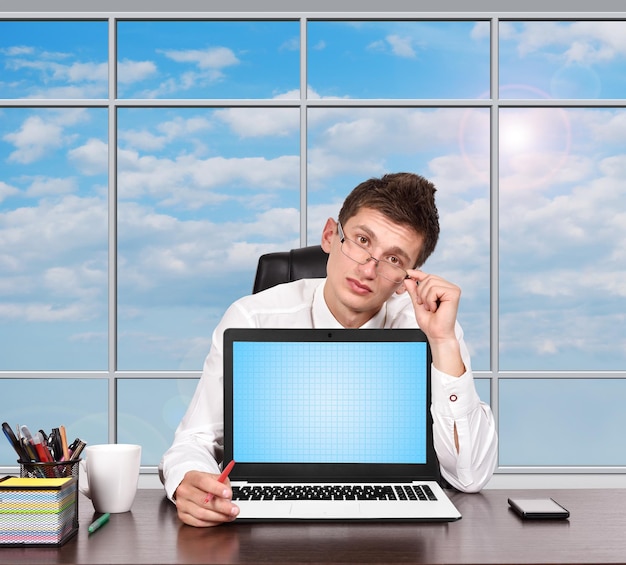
[233,341,427,464]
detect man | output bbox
[159,172,498,527]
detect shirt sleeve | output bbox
[158,302,250,502]
[429,325,498,492]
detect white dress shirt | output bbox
[159,278,498,500]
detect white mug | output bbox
[79,443,141,513]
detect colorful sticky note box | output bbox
[0,476,78,546]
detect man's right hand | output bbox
[173,470,240,527]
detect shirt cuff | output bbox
[430,364,481,418]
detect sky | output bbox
[1,18,625,466]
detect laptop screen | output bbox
[224,328,439,482]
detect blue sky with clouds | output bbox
[1,18,625,466]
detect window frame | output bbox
[1,6,626,486]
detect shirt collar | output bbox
[312,279,387,329]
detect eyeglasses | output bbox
[337,221,409,284]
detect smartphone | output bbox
[508,497,570,519]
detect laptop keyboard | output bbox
[232,484,438,502]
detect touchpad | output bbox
[290,501,361,519]
[237,501,293,519]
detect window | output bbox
[1,9,625,482]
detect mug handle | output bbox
[79,458,91,499]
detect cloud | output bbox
[114,201,300,301]
[0,45,34,56]
[279,37,300,52]
[117,59,158,84]
[214,107,299,138]
[58,61,108,83]
[3,115,65,164]
[368,35,417,58]
[160,46,239,70]
[386,35,417,58]
[0,181,20,203]
[117,144,299,209]
[307,107,481,186]
[470,21,490,41]
[5,53,109,83]
[0,43,153,98]
[0,301,96,323]
[0,190,107,324]
[507,21,626,65]
[24,176,78,198]
[68,138,108,175]
[3,109,91,164]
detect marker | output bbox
[88,512,110,534]
[204,460,236,503]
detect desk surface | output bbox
[3,488,626,564]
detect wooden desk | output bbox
[3,488,626,564]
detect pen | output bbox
[204,460,236,503]
[59,425,70,461]
[88,512,110,534]
[69,439,86,461]
[2,422,30,462]
[19,425,38,461]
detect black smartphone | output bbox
[508,497,570,519]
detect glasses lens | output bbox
[341,238,369,263]
[377,262,407,284]
[341,239,406,284]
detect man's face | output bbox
[321,207,424,328]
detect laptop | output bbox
[223,327,461,522]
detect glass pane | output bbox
[308,21,490,99]
[499,21,626,99]
[117,20,300,99]
[500,379,626,466]
[0,108,108,370]
[475,378,491,405]
[117,378,198,466]
[499,108,626,371]
[117,107,300,370]
[307,107,490,370]
[0,20,108,99]
[0,379,108,466]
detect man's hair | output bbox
[337,172,440,267]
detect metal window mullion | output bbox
[108,16,118,443]
[490,16,501,468]
[300,16,308,246]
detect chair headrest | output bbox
[253,245,328,293]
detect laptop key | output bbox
[422,484,438,501]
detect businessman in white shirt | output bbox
[160,172,498,527]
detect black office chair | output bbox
[253,245,328,293]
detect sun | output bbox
[500,117,535,155]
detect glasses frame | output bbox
[337,221,409,284]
